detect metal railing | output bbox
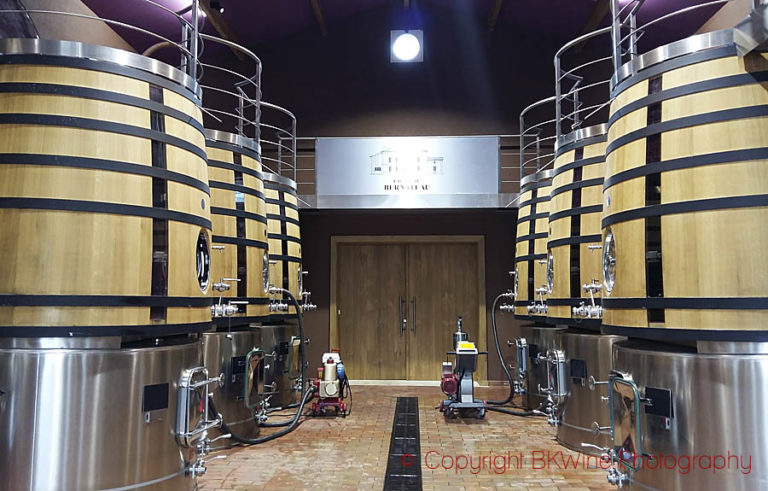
[610,0,732,87]
[499,134,521,194]
[519,96,557,183]
[261,102,297,181]
[555,26,613,144]
[0,0,204,95]
[198,34,263,141]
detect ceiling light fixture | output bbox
[210,1,224,14]
[391,30,423,63]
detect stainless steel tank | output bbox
[0,337,202,491]
[555,330,625,455]
[516,325,566,410]
[607,340,768,490]
[203,329,262,440]
[258,324,301,409]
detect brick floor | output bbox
[198,385,614,490]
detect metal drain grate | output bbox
[383,397,422,491]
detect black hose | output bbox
[210,387,315,443]
[486,293,516,405]
[266,401,301,413]
[342,376,352,416]
[210,288,314,444]
[259,395,312,427]
[487,406,534,417]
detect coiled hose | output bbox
[209,288,315,443]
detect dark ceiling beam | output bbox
[579,0,611,36]
[198,1,245,61]
[487,0,503,31]
[310,0,328,36]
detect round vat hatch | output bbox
[196,230,211,293]
[603,228,616,294]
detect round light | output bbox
[392,32,421,61]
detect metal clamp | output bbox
[213,277,240,292]
[301,291,317,312]
[211,277,247,318]
[581,442,610,455]
[499,288,515,310]
[196,433,232,456]
[580,444,626,486]
[573,279,603,319]
[588,375,609,391]
[533,393,558,425]
[269,300,289,312]
[212,300,248,318]
[528,286,548,314]
[607,467,630,487]
[591,421,610,436]
[185,454,227,478]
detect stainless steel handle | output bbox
[398,296,406,335]
[410,297,416,333]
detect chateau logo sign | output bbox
[315,136,498,203]
[369,147,444,193]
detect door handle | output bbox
[399,296,407,335]
[410,297,416,333]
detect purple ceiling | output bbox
[81,0,725,53]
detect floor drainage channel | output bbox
[383,396,422,491]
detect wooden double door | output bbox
[335,239,484,381]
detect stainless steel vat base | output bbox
[203,329,262,441]
[612,340,768,490]
[556,330,625,456]
[0,337,201,491]
[257,323,301,409]
[519,325,566,410]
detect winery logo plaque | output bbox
[315,136,499,208]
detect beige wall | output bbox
[24,0,134,51]
[698,0,752,33]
